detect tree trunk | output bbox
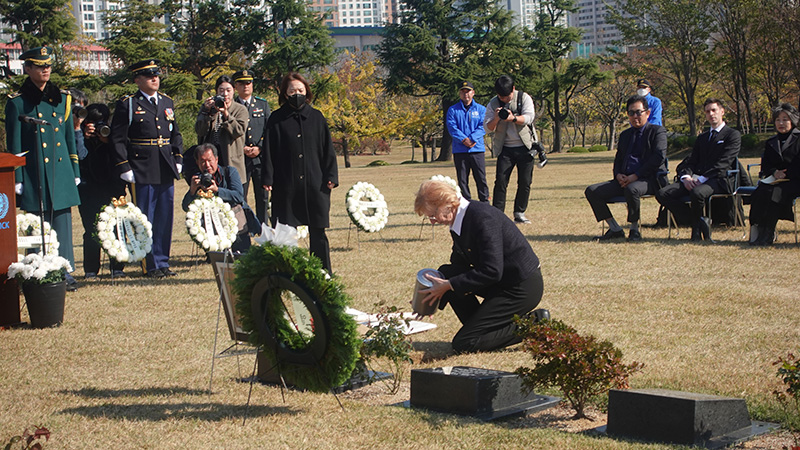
[437,98,456,161]
[411,140,416,162]
[342,138,351,168]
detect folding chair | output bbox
[667,158,743,239]
[736,163,798,243]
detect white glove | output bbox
[176,163,182,174]
[15,183,22,195]
[120,170,135,184]
[75,177,81,186]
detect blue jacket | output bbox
[446,100,486,154]
[645,94,663,126]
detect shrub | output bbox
[3,425,50,449]
[740,134,761,153]
[568,146,588,153]
[366,160,390,167]
[514,317,644,419]
[773,352,800,448]
[400,160,421,165]
[669,135,696,151]
[588,144,608,152]
[360,304,413,394]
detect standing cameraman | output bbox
[195,75,248,187]
[233,69,270,225]
[78,104,127,279]
[484,75,539,224]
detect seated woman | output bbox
[749,103,800,246]
[414,180,544,353]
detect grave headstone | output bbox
[409,366,559,420]
[605,388,777,449]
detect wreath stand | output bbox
[418,217,435,240]
[242,273,344,425]
[346,223,388,251]
[208,250,257,393]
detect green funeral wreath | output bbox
[232,243,360,393]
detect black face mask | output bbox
[287,94,306,109]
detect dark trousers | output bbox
[135,183,174,272]
[78,183,125,274]
[492,146,534,214]
[656,178,729,221]
[438,265,543,353]
[38,208,74,271]
[309,226,331,274]
[243,163,269,225]
[749,181,800,226]
[453,152,489,202]
[585,178,658,223]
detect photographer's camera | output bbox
[200,173,214,189]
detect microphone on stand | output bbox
[18,115,50,126]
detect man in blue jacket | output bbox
[446,81,489,202]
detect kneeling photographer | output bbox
[182,143,257,253]
[77,103,127,279]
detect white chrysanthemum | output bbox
[94,202,153,263]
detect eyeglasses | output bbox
[627,109,647,117]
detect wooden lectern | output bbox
[0,152,26,327]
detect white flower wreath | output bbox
[95,197,153,263]
[16,213,59,256]
[346,182,389,233]
[429,174,462,198]
[185,193,238,252]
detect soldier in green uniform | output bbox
[6,46,81,291]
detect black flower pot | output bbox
[22,281,66,328]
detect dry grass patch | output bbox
[1,150,797,449]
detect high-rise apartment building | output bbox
[71,0,124,40]
[569,0,624,56]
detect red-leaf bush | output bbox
[773,352,800,449]
[514,317,644,419]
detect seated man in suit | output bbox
[585,95,668,242]
[656,98,741,242]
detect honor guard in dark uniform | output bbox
[6,46,81,291]
[233,69,271,224]
[110,59,184,279]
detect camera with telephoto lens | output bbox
[213,95,226,109]
[73,105,88,121]
[497,106,510,120]
[94,121,111,138]
[200,172,214,189]
[532,142,548,168]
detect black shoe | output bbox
[627,229,642,242]
[84,272,98,280]
[514,213,531,224]
[698,217,713,243]
[161,268,177,277]
[593,229,625,241]
[691,226,702,242]
[111,270,127,278]
[65,273,79,291]
[147,269,165,279]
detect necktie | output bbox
[150,97,157,107]
[709,129,717,142]
[243,100,249,109]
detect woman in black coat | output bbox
[749,103,800,246]
[262,72,338,272]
